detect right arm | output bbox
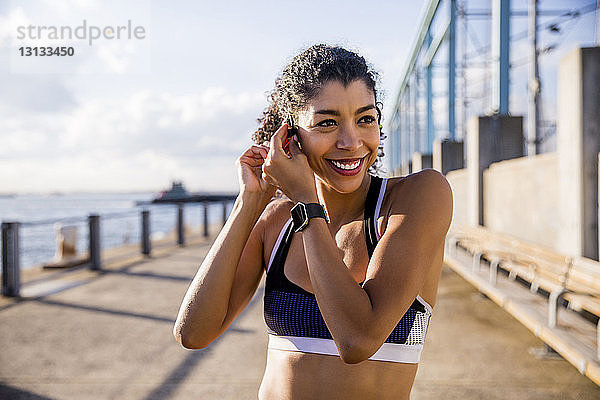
[173,144,275,349]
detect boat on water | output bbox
[135,181,193,206]
[156,181,191,201]
[136,181,237,206]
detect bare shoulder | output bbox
[381,169,453,234]
[260,195,294,223]
[256,194,295,242]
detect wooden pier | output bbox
[1,233,599,399]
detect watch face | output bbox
[291,203,308,231]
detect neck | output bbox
[315,174,372,228]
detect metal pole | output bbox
[394,112,401,172]
[594,0,600,46]
[88,215,101,270]
[412,73,420,153]
[406,83,413,160]
[448,0,457,141]
[492,0,510,115]
[203,203,209,237]
[400,100,405,169]
[426,30,434,151]
[177,204,184,246]
[389,118,395,172]
[461,3,468,138]
[1,222,20,297]
[404,91,409,168]
[222,201,227,226]
[141,210,151,255]
[527,0,540,156]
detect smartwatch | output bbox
[290,202,328,232]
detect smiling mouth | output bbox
[325,155,367,175]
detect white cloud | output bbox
[0,86,266,193]
[0,6,29,46]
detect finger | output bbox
[240,151,266,162]
[248,145,268,159]
[287,135,303,156]
[242,153,265,161]
[241,157,265,167]
[259,144,270,156]
[269,123,289,157]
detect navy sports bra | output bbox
[263,175,433,363]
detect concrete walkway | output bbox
[1,236,599,399]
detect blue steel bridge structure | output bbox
[386,0,599,175]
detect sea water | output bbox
[0,192,230,269]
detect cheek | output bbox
[299,135,329,158]
[367,129,381,150]
[366,130,381,161]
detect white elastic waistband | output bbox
[268,335,423,364]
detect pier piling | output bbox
[141,210,151,255]
[203,203,209,237]
[88,215,101,270]
[1,222,20,297]
[177,205,184,246]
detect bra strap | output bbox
[265,219,308,294]
[363,175,383,258]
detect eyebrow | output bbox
[314,104,376,116]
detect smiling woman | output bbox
[174,44,453,400]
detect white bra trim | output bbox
[374,177,388,241]
[266,218,292,273]
[268,335,423,364]
[416,294,434,313]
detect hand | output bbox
[261,123,318,203]
[236,145,276,202]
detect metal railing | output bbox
[1,200,233,297]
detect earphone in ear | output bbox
[283,115,299,156]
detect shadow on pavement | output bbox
[0,384,55,400]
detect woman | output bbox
[174,44,453,399]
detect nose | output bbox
[336,122,361,152]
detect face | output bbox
[296,79,380,194]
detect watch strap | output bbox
[291,202,328,232]
[304,203,327,220]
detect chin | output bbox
[317,172,369,194]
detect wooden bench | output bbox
[448,226,577,327]
[563,256,600,336]
[445,225,600,385]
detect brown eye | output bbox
[359,115,376,124]
[317,119,337,127]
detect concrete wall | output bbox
[467,115,524,226]
[446,168,469,229]
[557,47,600,259]
[484,152,559,248]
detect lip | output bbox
[325,156,367,176]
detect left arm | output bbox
[300,170,453,364]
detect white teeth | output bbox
[331,159,360,170]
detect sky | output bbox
[0,0,426,194]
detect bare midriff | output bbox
[258,348,418,400]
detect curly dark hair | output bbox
[253,44,386,175]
